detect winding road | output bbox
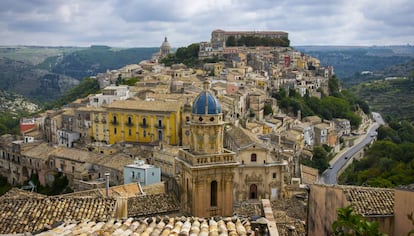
[320,112,385,184]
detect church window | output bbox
[211,181,218,207]
[251,153,257,162]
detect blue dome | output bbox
[192,91,222,115]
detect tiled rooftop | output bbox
[343,186,395,216]
[127,193,180,217]
[105,97,182,112]
[36,216,255,236]
[0,196,116,234]
[225,126,256,149]
[60,182,164,198]
[51,146,134,172]
[0,188,46,200]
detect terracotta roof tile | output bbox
[36,216,255,236]
[127,193,180,217]
[343,186,395,216]
[0,188,46,200]
[0,197,116,234]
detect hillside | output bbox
[350,58,414,122]
[353,77,414,122]
[295,45,414,85]
[0,46,157,103]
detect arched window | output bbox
[113,115,117,124]
[128,116,132,125]
[251,153,257,162]
[211,180,218,207]
[142,118,147,127]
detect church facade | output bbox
[175,81,288,217]
[175,81,239,217]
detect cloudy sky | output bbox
[1,0,413,47]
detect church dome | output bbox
[161,37,171,51]
[192,90,222,115]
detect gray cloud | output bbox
[0,0,413,47]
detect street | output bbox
[320,112,385,184]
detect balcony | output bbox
[179,149,237,166]
[94,118,99,123]
[154,124,165,129]
[101,119,107,124]
[139,123,149,128]
[111,120,118,125]
[125,122,134,127]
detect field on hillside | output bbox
[353,77,414,121]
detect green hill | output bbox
[48,46,158,79]
[0,46,157,103]
[352,75,414,122]
[295,45,414,84]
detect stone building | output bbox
[175,81,239,217]
[210,29,289,50]
[224,125,288,201]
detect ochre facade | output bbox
[176,82,238,217]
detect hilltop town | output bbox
[0,30,413,236]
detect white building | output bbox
[123,160,161,186]
[57,130,80,148]
[89,85,130,107]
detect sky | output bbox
[0,0,413,48]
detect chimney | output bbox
[105,172,110,197]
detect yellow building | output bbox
[203,62,225,76]
[104,98,182,145]
[87,107,108,143]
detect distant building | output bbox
[124,159,161,186]
[57,129,80,148]
[211,29,289,50]
[88,85,130,108]
[152,37,172,62]
[160,37,172,57]
[104,97,182,145]
[19,118,36,135]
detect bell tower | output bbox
[175,80,238,217]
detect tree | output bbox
[332,205,386,236]
[301,146,330,173]
[226,36,236,47]
[264,104,273,116]
[329,76,341,97]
